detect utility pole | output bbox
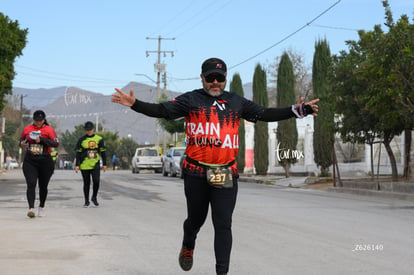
[162,71,168,151]
[95,113,99,132]
[146,35,175,151]
[18,94,27,164]
[0,116,5,169]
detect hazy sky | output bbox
[2,0,413,96]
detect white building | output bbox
[244,117,410,177]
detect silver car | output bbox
[162,147,186,177]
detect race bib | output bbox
[206,166,233,188]
[87,149,98,159]
[29,144,43,155]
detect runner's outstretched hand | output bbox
[112,88,136,107]
[296,97,319,116]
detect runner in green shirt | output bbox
[75,121,107,207]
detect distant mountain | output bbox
[11,82,253,144]
[12,86,67,108]
[12,83,182,144]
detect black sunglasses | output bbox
[205,74,226,83]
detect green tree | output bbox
[252,64,269,175]
[98,130,119,165]
[1,95,28,160]
[116,136,138,169]
[276,52,298,177]
[333,0,413,180]
[333,48,381,177]
[2,119,19,158]
[229,73,246,173]
[379,0,414,117]
[268,48,312,99]
[0,13,28,113]
[60,125,88,161]
[312,39,334,176]
[364,0,413,179]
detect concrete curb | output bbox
[327,187,414,201]
[239,175,414,201]
[327,179,414,201]
[239,176,308,188]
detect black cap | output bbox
[201,58,227,77]
[33,110,46,120]
[84,121,94,130]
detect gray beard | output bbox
[204,87,224,97]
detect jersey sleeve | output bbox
[161,92,192,120]
[75,137,85,166]
[239,97,266,122]
[40,126,59,147]
[260,107,295,121]
[130,100,168,118]
[130,91,191,120]
[239,96,295,122]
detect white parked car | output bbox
[4,159,19,169]
[131,147,162,173]
[162,147,186,177]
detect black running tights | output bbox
[23,157,54,209]
[182,174,238,275]
[81,168,100,202]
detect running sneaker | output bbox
[91,197,99,207]
[37,207,46,217]
[178,245,194,271]
[27,208,36,218]
[84,201,90,208]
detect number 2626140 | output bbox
[352,244,384,252]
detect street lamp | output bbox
[134,73,162,151]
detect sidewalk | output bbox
[0,168,21,178]
[327,178,414,201]
[239,174,308,187]
[239,174,414,201]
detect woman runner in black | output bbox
[20,110,59,218]
[112,57,319,275]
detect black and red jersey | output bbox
[131,88,296,177]
[20,123,59,157]
[162,89,266,165]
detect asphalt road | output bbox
[1,169,414,275]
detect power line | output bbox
[172,0,233,38]
[168,75,198,81]
[13,1,343,90]
[16,65,129,83]
[16,71,122,84]
[229,0,342,70]
[22,109,128,119]
[311,24,359,32]
[150,0,195,37]
[163,0,218,37]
